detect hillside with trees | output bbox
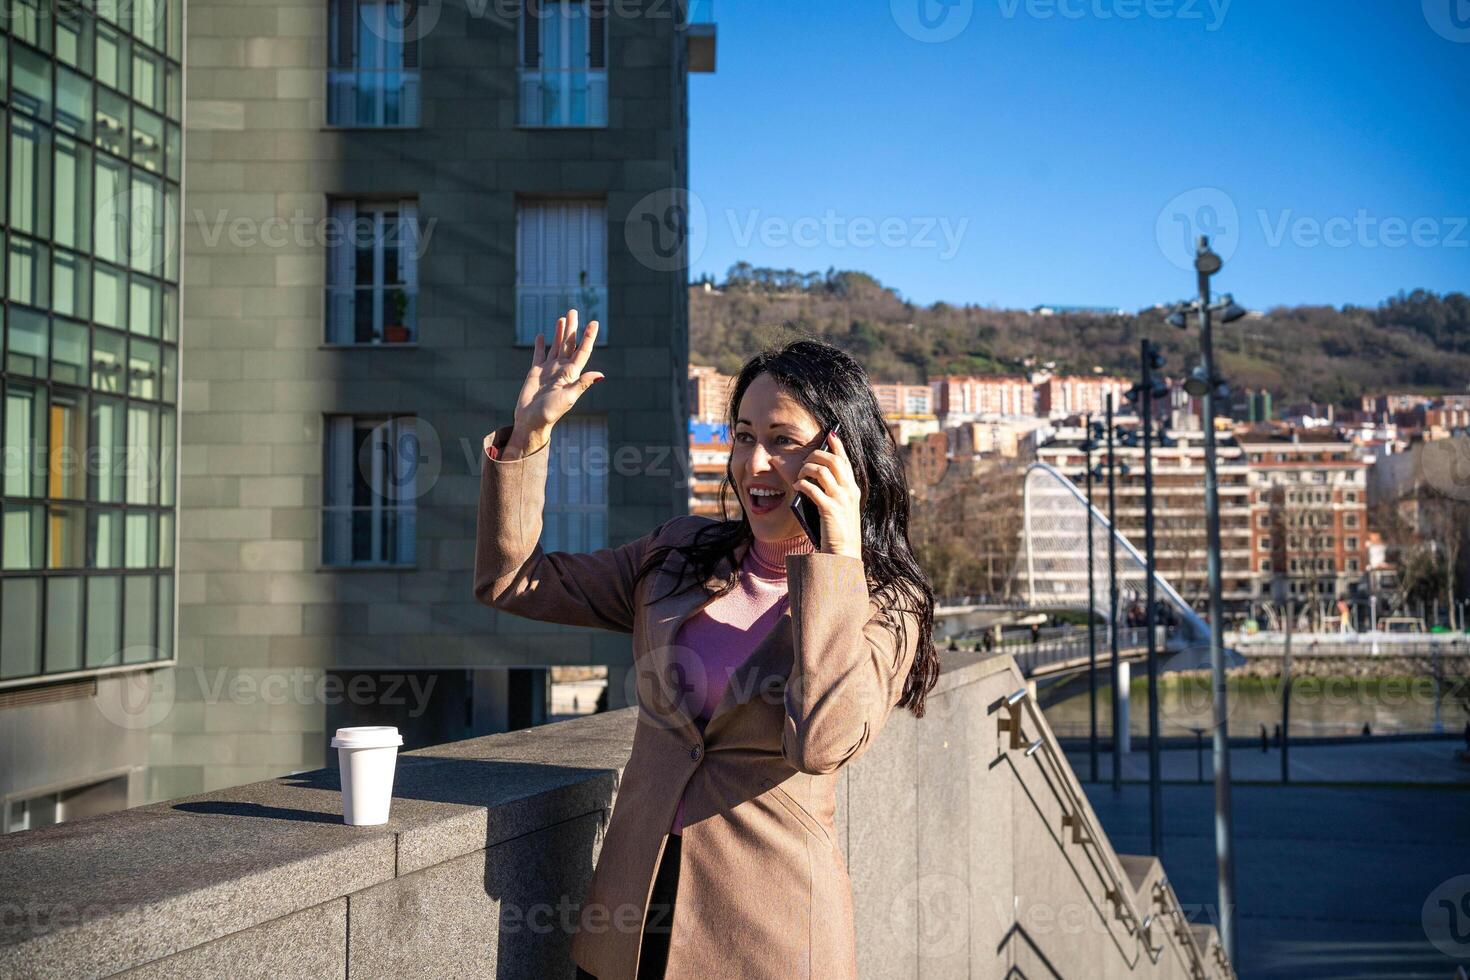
[690,267,1470,407]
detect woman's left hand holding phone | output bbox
[489,309,604,461]
[794,430,863,560]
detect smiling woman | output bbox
[474,315,940,980]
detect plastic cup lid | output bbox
[330,726,403,749]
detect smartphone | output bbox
[791,424,840,548]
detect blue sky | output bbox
[687,0,1470,310]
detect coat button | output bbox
[690,746,702,761]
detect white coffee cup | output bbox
[330,726,403,826]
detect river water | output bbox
[1043,672,1462,739]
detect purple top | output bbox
[668,531,815,834]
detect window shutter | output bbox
[327,200,356,343]
[399,200,419,292]
[589,0,606,70]
[333,0,356,68]
[402,0,419,68]
[523,0,540,68]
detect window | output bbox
[542,416,607,552]
[1259,558,1271,572]
[2,0,180,689]
[516,200,607,345]
[1346,558,1359,573]
[322,416,418,566]
[1346,536,1358,551]
[325,200,419,345]
[520,0,608,127]
[1344,513,1359,529]
[328,0,421,127]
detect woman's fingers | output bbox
[533,331,546,366]
[553,315,567,357]
[799,461,841,497]
[564,309,579,357]
[571,320,599,373]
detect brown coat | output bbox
[473,424,921,980]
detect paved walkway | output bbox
[1081,780,1470,978]
[1065,737,1470,785]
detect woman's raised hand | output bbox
[499,309,603,457]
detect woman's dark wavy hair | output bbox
[633,339,941,718]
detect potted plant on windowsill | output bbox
[383,288,411,343]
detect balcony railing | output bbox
[327,69,421,127]
[518,68,608,127]
[516,284,607,345]
[320,505,415,566]
[325,287,419,346]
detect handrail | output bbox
[998,684,1226,978]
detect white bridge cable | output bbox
[1016,461,1242,671]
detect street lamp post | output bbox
[1084,415,1100,784]
[1138,339,1165,857]
[1106,394,1123,793]
[1169,235,1241,965]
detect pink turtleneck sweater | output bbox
[669,531,815,835]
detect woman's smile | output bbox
[746,481,788,516]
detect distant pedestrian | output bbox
[1030,623,1041,645]
[1361,721,1372,737]
[1260,724,1269,752]
[1272,723,1282,747]
[947,638,958,652]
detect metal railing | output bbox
[518,68,608,127]
[327,69,421,127]
[997,684,1230,979]
[324,287,419,345]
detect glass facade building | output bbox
[0,0,182,687]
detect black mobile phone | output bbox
[791,424,840,548]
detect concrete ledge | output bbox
[0,707,636,979]
[0,651,1231,979]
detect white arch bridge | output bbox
[934,463,1244,679]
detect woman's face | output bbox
[730,373,825,542]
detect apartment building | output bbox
[1238,429,1369,602]
[688,362,734,423]
[688,418,729,518]
[870,381,934,418]
[931,374,1034,419]
[14,0,716,809]
[1036,425,1256,612]
[1035,374,1130,419]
